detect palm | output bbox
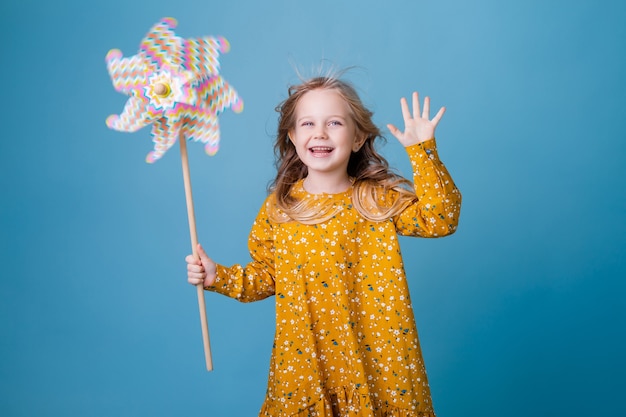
[387,92,445,147]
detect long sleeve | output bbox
[394,138,462,237]
[206,198,276,302]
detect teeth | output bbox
[310,147,333,151]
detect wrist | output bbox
[405,137,436,148]
[204,263,218,287]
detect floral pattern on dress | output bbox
[209,139,461,417]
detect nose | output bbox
[313,125,327,139]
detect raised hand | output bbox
[387,92,445,147]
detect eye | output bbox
[301,121,313,127]
[328,120,343,126]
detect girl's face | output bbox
[289,88,364,183]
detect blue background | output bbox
[1,0,624,415]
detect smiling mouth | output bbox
[309,146,334,156]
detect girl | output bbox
[186,76,461,417]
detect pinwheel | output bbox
[105,17,243,371]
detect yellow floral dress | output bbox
[208,139,462,416]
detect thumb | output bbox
[196,243,210,263]
[387,124,402,141]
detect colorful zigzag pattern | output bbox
[105,17,243,163]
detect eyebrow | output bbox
[296,115,347,123]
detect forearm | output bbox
[206,263,276,302]
[396,139,462,237]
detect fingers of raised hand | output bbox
[411,92,446,127]
[400,97,411,123]
[404,92,434,121]
[412,92,421,120]
[431,106,446,126]
[386,123,401,139]
[422,95,430,120]
[409,92,431,120]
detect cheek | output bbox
[290,138,307,157]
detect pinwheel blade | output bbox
[182,36,230,81]
[140,17,183,72]
[197,75,244,115]
[179,105,220,155]
[105,49,153,95]
[147,112,183,163]
[106,96,157,132]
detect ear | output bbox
[352,134,367,152]
[288,130,295,145]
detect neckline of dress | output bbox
[297,178,354,198]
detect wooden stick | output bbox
[179,134,214,371]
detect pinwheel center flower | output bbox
[154,83,171,98]
[144,69,189,111]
